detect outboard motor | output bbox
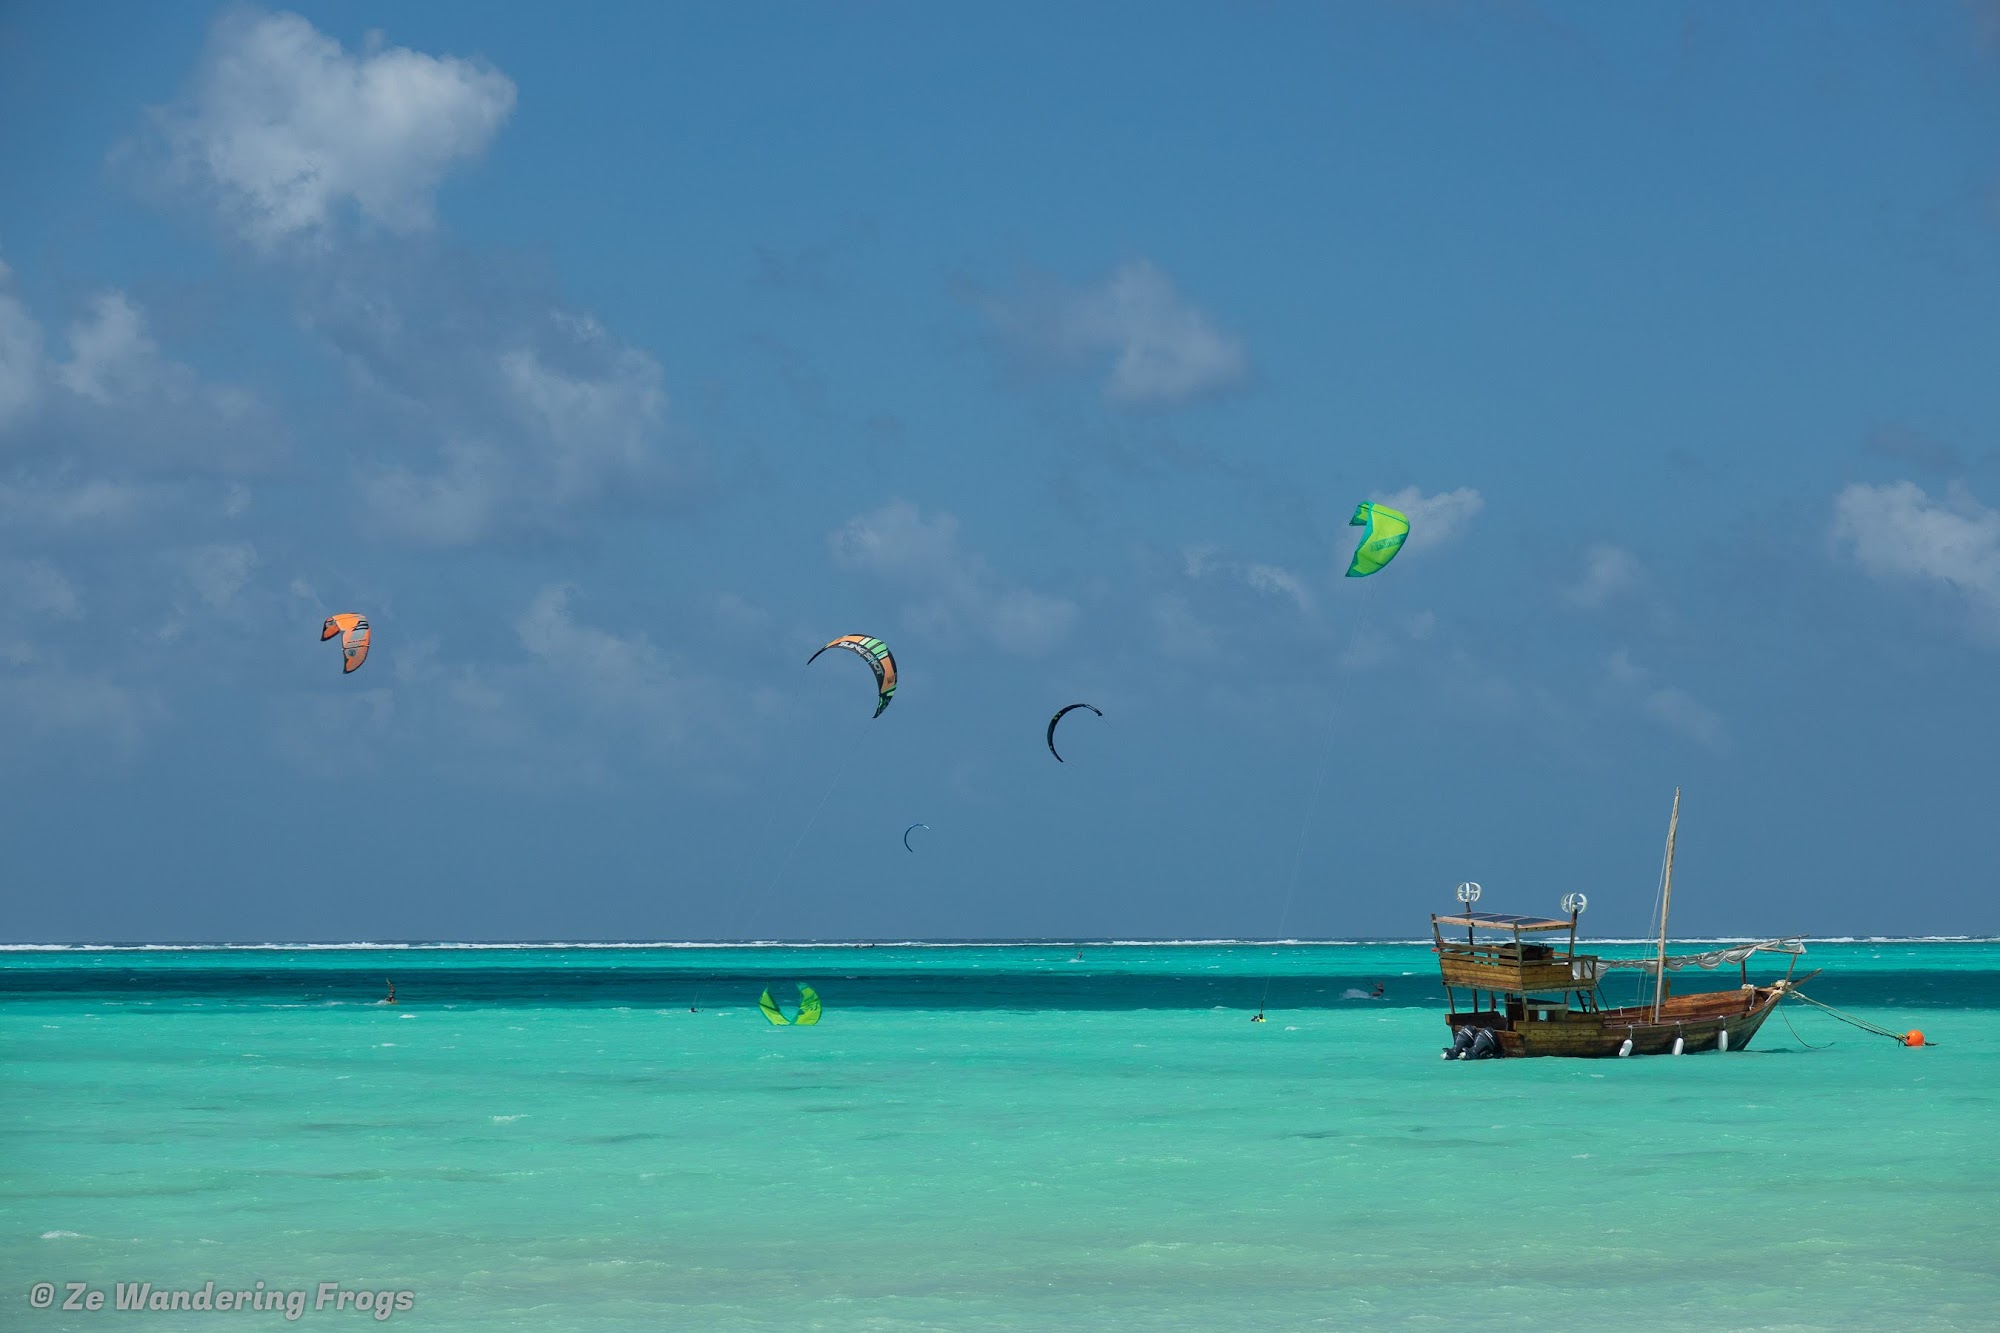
[1467,1027,1499,1060]
[1444,1025,1478,1060]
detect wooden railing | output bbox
[1436,943,1598,995]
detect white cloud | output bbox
[1606,650,1727,751]
[1243,563,1313,613]
[516,585,690,745]
[3,560,84,621]
[54,294,262,441]
[0,260,44,432]
[1643,687,1728,751]
[0,672,161,760]
[1058,261,1247,406]
[499,335,664,503]
[55,292,154,403]
[152,9,516,249]
[0,478,153,528]
[1181,543,1314,615]
[984,259,1248,407]
[1564,543,1642,609]
[0,281,278,486]
[1368,486,1485,554]
[830,501,1077,655]
[1831,480,2000,625]
[182,542,259,609]
[363,439,508,547]
[268,585,742,788]
[355,308,673,547]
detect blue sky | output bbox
[4,2,1999,942]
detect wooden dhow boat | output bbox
[1433,788,1815,1059]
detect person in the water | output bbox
[1251,1012,1266,1023]
[384,979,396,1006]
[1370,981,1385,999]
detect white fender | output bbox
[1617,1037,1634,1057]
[1718,1029,1730,1052]
[1671,1035,1685,1055]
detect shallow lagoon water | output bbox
[4,942,1996,1330]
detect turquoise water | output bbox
[4,942,1997,1330]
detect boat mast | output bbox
[1651,787,1681,1024]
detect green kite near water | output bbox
[758,985,823,1026]
[1345,502,1410,577]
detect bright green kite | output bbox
[1345,502,1410,578]
[757,984,823,1026]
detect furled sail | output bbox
[1589,938,1806,978]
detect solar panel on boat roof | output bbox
[1432,911,1573,931]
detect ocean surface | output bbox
[4,940,1997,1331]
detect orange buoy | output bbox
[1903,1030,1925,1047]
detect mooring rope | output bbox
[1778,1003,1833,1050]
[1786,990,1929,1045]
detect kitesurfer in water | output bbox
[1251,1012,1266,1023]
[383,979,396,1006]
[1370,981,1385,999]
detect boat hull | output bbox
[1445,983,1791,1058]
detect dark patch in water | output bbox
[290,1169,391,1181]
[579,1132,667,1145]
[8,956,1992,1013]
[297,1121,389,1133]
[1288,1130,1342,1140]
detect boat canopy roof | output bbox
[1431,911,1573,933]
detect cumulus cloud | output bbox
[1606,650,1727,751]
[515,585,697,743]
[55,293,265,449]
[149,8,516,250]
[120,14,679,549]
[181,542,259,609]
[1243,563,1313,613]
[1831,480,2000,625]
[982,259,1248,407]
[0,261,44,431]
[0,478,156,530]
[1181,544,1314,614]
[3,560,84,621]
[0,672,161,760]
[0,561,86,663]
[0,277,278,484]
[345,297,676,546]
[1368,486,1485,554]
[830,501,1077,654]
[1564,543,1642,609]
